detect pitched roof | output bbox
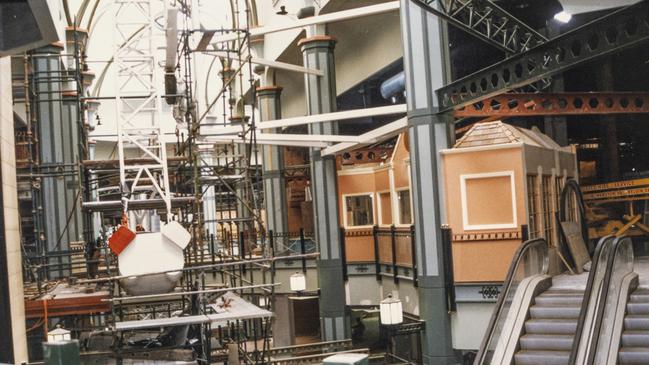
[454,121,563,150]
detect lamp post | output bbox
[380,294,403,362]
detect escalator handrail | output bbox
[568,235,616,365]
[474,238,549,365]
[589,235,634,364]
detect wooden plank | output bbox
[25,296,111,319]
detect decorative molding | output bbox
[453,230,522,242]
[460,171,517,231]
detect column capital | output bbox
[34,42,64,54]
[256,85,283,97]
[298,35,337,52]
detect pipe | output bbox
[380,71,406,102]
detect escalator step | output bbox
[535,295,583,306]
[525,319,578,334]
[631,289,649,300]
[624,316,649,331]
[622,331,649,348]
[628,303,649,315]
[619,347,649,365]
[514,350,570,365]
[529,305,581,319]
[519,334,574,351]
[540,289,584,296]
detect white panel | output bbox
[416,125,438,276]
[118,232,184,276]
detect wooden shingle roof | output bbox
[454,121,563,150]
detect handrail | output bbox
[474,238,549,365]
[569,235,616,365]
[592,235,635,364]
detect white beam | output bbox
[206,51,324,76]
[321,117,408,156]
[206,132,362,143]
[258,104,407,130]
[202,137,328,148]
[256,133,362,143]
[209,2,400,44]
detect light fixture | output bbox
[290,271,306,292]
[380,294,403,326]
[48,324,71,343]
[554,11,572,24]
[259,296,268,308]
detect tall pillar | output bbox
[299,35,349,341]
[34,43,84,278]
[400,1,458,363]
[0,56,28,364]
[258,86,288,235]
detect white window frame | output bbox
[460,171,517,231]
[376,190,393,227]
[395,187,413,227]
[342,192,376,229]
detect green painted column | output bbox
[400,0,459,363]
[299,35,350,341]
[258,86,288,235]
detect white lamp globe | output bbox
[290,272,306,292]
[47,325,71,343]
[380,294,403,325]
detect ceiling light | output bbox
[554,11,572,23]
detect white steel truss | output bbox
[114,0,172,218]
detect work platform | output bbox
[24,282,111,319]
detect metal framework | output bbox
[454,92,649,117]
[437,1,649,112]
[411,0,547,53]
[114,0,173,218]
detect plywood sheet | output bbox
[560,221,590,274]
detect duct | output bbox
[380,71,406,103]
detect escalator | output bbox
[619,288,649,364]
[474,235,620,365]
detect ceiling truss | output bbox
[436,1,649,112]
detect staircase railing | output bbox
[474,238,549,365]
[592,236,635,364]
[570,235,617,364]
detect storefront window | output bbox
[345,194,374,227]
[379,192,392,225]
[398,189,412,225]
